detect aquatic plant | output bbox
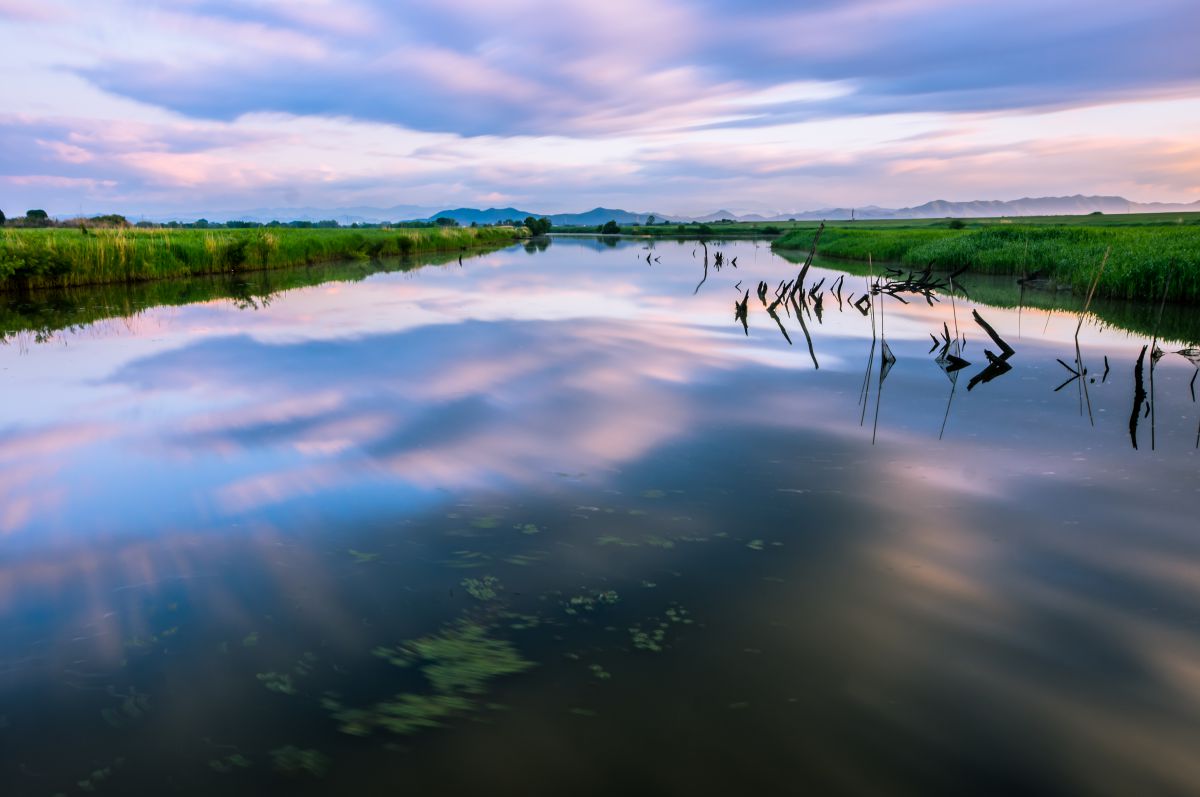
[75,759,123,792]
[257,671,297,695]
[208,753,251,774]
[269,746,329,778]
[563,590,620,615]
[462,575,502,601]
[338,621,535,737]
[100,686,150,729]
[347,548,380,563]
[629,605,693,652]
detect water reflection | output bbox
[2,237,1200,795]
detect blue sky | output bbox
[1,0,1197,217]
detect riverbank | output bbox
[0,226,525,291]
[773,224,1200,302]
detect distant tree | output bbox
[25,209,49,226]
[470,221,478,228]
[947,218,966,229]
[646,215,656,226]
[90,213,129,227]
[435,216,459,227]
[523,216,552,235]
[194,218,210,228]
[1090,211,1104,216]
[0,209,6,225]
[601,220,621,235]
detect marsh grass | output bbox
[0,226,523,290]
[774,225,1200,302]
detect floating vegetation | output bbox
[517,523,541,535]
[76,759,123,793]
[569,707,598,718]
[269,746,330,778]
[746,539,765,551]
[629,605,693,653]
[645,535,676,549]
[471,515,501,529]
[208,753,252,774]
[503,552,548,567]
[589,664,612,681]
[629,625,666,653]
[329,693,473,736]
[100,686,150,729]
[347,548,380,564]
[242,632,260,647]
[443,550,493,569]
[405,622,535,695]
[257,671,297,695]
[641,489,666,498]
[501,612,542,631]
[337,621,535,737]
[462,575,502,601]
[563,591,620,616]
[596,535,639,547]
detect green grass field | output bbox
[0,226,524,291]
[772,215,1200,302]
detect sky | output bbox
[1,0,1198,218]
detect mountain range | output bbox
[133,195,1200,225]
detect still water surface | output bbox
[2,237,1199,795]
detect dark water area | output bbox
[2,237,1199,796]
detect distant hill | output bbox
[773,195,1200,221]
[421,207,679,226]
[126,195,1200,226]
[426,195,1200,225]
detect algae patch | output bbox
[270,746,329,778]
[331,621,535,737]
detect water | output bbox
[2,237,1198,795]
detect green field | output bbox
[771,214,1200,302]
[0,226,525,291]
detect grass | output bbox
[778,254,1200,345]
[773,220,1200,302]
[0,226,525,291]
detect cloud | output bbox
[54,0,1200,137]
[1,0,1198,213]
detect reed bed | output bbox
[0,226,523,290]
